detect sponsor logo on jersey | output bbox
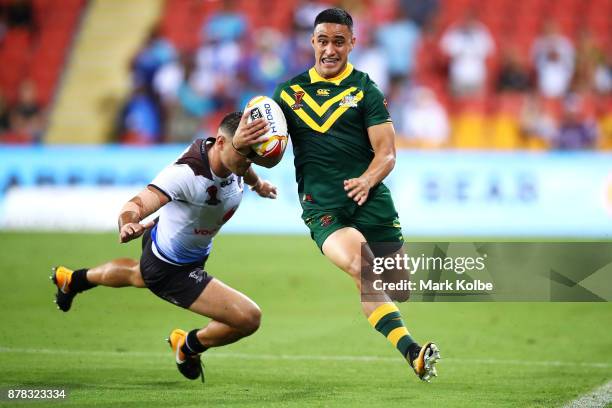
[316,88,330,96]
[320,215,334,227]
[193,227,219,236]
[220,176,234,187]
[291,91,305,110]
[339,94,359,108]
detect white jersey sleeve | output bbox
[149,164,198,203]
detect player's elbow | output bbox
[386,153,396,171]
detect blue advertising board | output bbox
[0,146,611,237]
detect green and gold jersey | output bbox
[273,63,391,210]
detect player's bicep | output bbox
[125,186,169,220]
[367,122,396,159]
[364,80,392,128]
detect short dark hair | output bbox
[314,8,353,32]
[219,111,242,138]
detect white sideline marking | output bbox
[0,346,611,369]
[562,380,612,408]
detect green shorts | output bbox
[301,184,404,251]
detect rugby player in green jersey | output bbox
[270,8,440,381]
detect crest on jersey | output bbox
[291,91,305,110]
[339,94,359,108]
[205,186,220,205]
[316,88,330,97]
[320,215,334,227]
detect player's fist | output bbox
[119,220,154,243]
[232,109,270,151]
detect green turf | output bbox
[0,232,610,407]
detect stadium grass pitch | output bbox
[0,232,610,407]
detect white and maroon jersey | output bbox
[148,138,243,264]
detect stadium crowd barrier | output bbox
[0,145,611,237]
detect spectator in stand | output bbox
[496,47,531,92]
[245,28,289,96]
[202,0,246,43]
[294,0,327,30]
[153,52,207,143]
[572,29,604,93]
[195,0,244,115]
[0,8,7,44]
[440,10,495,97]
[117,84,163,145]
[0,91,9,136]
[375,4,420,81]
[531,21,575,98]
[520,93,558,145]
[400,0,439,29]
[593,51,611,95]
[396,86,449,148]
[8,79,44,143]
[292,0,328,69]
[5,0,35,33]
[131,24,176,88]
[553,96,598,150]
[351,29,389,93]
[285,21,313,77]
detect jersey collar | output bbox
[309,63,354,85]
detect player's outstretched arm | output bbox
[344,122,396,206]
[118,186,170,243]
[243,167,277,199]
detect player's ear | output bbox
[216,134,226,149]
[349,35,356,51]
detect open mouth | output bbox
[321,57,339,67]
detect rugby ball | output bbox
[245,96,288,158]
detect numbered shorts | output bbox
[302,184,404,251]
[139,229,212,308]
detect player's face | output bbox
[312,23,355,78]
[218,135,251,176]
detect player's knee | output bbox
[235,305,261,336]
[129,265,146,288]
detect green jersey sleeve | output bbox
[272,83,288,116]
[363,77,392,128]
